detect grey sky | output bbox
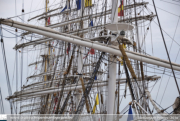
[0,0,180,114]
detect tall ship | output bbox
[0,0,180,120]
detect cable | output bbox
[0,87,5,114]
[148,4,180,17]
[160,0,180,6]
[152,0,180,95]
[172,0,180,3]
[7,2,64,19]
[1,26,120,66]
[159,17,180,105]
[0,25,17,114]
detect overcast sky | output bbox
[0,0,180,114]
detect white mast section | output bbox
[106,0,118,119]
[1,19,180,71]
[107,57,117,114]
[77,48,83,74]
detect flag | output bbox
[66,43,71,54]
[35,64,37,70]
[47,17,50,25]
[92,94,99,114]
[94,69,97,80]
[90,20,93,26]
[94,76,97,80]
[127,105,133,121]
[76,0,81,10]
[85,0,92,7]
[83,48,94,59]
[118,0,124,16]
[54,97,58,103]
[53,97,58,113]
[90,48,95,54]
[61,5,67,12]
[61,1,71,12]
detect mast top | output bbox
[105,23,134,32]
[106,0,133,32]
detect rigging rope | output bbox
[54,45,76,114]
[0,88,4,114]
[73,51,105,120]
[152,0,180,95]
[0,26,16,114]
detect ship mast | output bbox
[1,0,180,117]
[106,0,118,115]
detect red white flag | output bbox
[47,17,50,25]
[90,48,95,54]
[35,64,37,70]
[66,43,71,54]
[118,0,124,16]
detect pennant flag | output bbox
[90,20,93,26]
[53,97,58,113]
[85,0,92,7]
[47,17,50,25]
[90,48,95,54]
[127,105,133,121]
[66,43,71,54]
[61,1,71,12]
[76,0,81,10]
[83,48,95,59]
[35,64,37,70]
[93,69,97,80]
[92,94,99,114]
[118,0,124,16]
[61,5,67,12]
[94,76,97,80]
[54,97,58,103]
